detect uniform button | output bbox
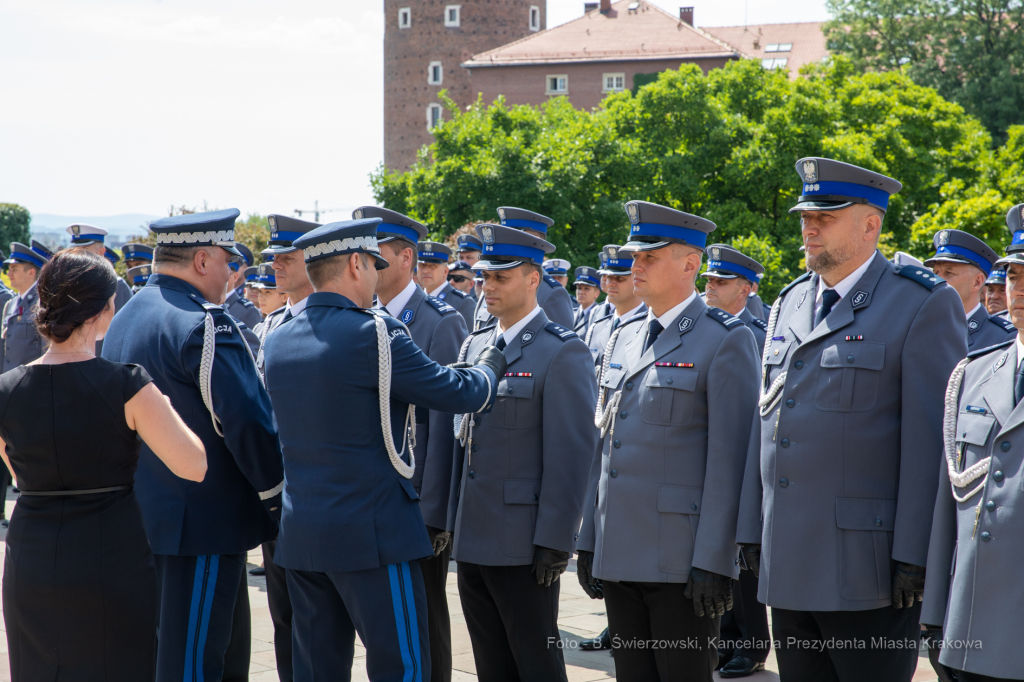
[986,500,996,511]
[610,470,618,478]
[779,478,789,488]
[574,533,579,541]
[786,399,795,408]
[620,411,628,419]
[613,440,621,449]
[468,471,476,479]
[781,438,790,447]
[875,517,882,527]
[666,378,673,385]
[847,354,855,363]
[507,387,514,394]
[981,531,992,542]
[690,503,698,511]
[794,361,804,369]
[1001,441,1011,451]
[993,470,1004,482]
[625,382,633,390]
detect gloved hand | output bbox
[576,550,604,599]
[892,562,926,609]
[740,544,761,578]
[427,526,450,557]
[473,346,508,383]
[262,493,283,528]
[532,546,570,587]
[683,567,734,617]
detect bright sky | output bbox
[0,0,830,219]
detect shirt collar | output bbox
[287,295,309,318]
[380,279,419,319]
[615,302,645,321]
[816,251,878,304]
[965,303,983,321]
[648,290,697,329]
[498,305,543,345]
[428,282,448,298]
[1017,336,1024,371]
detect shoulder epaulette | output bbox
[424,296,457,315]
[543,274,561,289]
[967,338,1014,361]
[468,323,496,337]
[544,321,577,341]
[987,315,1016,332]
[238,297,256,309]
[447,288,468,299]
[358,307,389,318]
[894,264,944,291]
[777,271,812,299]
[201,301,224,312]
[750,317,768,331]
[706,307,744,329]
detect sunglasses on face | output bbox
[448,275,471,284]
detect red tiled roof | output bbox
[462,0,740,67]
[702,22,829,78]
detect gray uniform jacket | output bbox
[736,252,968,612]
[579,296,759,583]
[114,278,133,313]
[0,285,13,371]
[449,309,598,565]
[255,307,288,375]
[967,304,1015,352]
[739,308,768,353]
[226,289,263,331]
[472,275,575,331]
[922,340,1024,678]
[746,293,769,321]
[433,282,476,331]
[403,287,469,529]
[1,284,45,373]
[584,304,648,367]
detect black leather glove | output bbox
[532,546,570,587]
[426,526,450,557]
[892,562,926,609]
[473,346,508,383]
[740,544,761,578]
[576,550,604,599]
[683,567,734,617]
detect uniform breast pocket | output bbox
[600,367,625,391]
[955,411,995,473]
[640,366,699,426]
[814,341,885,412]
[765,341,792,367]
[493,378,537,429]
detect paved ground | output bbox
[0,491,940,680]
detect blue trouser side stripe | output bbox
[194,555,219,682]
[183,555,207,680]
[400,562,422,682]
[388,563,415,682]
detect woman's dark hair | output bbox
[36,249,118,342]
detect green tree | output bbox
[825,0,1024,141]
[0,204,32,253]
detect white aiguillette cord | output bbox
[943,357,990,503]
[593,322,629,438]
[372,314,416,479]
[758,299,786,417]
[200,309,263,438]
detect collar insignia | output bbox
[678,316,693,332]
[401,309,414,324]
[968,319,979,330]
[851,290,868,306]
[521,330,534,343]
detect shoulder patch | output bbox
[777,271,812,299]
[750,317,768,331]
[967,338,1014,361]
[544,321,577,341]
[894,264,943,291]
[424,295,457,315]
[987,315,1016,332]
[706,307,744,330]
[543,274,561,289]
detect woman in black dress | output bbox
[0,249,207,681]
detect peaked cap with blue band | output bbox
[254,262,277,289]
[457,234,483,253]
[924,229,998,275]
[702,243,765,283]
[121,243,154,262]
[293,217,389,270]
[448,260,474,275]
[598,244,633,274]
[104,246,121,265]
[790,157,902,213]
[150,208,243,258]
[543,258,571,275]
[353,206,426,247]
[234,243,255,267]
[497,207,554,236]
[4,242,49,269]
[986,265,1007,286]
[621,201,717,253]
[31,240,54,262]
[128,264,152,285]
[995,203,1024,268]
[472,223,555,270]
[66,223,107,245]
[244,265,259,284]
[417,241,452,264]
[574,266,600,287]
[266,214,320,254]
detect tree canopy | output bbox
[373,57,1007,300]
[0,204,32,255]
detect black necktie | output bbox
[611,317,620,332]
[495,334,507,351]
[814,289,841,328]
[644,320,664,352]
[1015,365,1024,406]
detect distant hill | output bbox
[30,214,158,238]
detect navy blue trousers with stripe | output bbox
[287,561,430,682]
[153,553,246,682]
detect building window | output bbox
[398,7,411,28]
[603,73,625,92]
[762,57,789,69]
[764,43,792,53]
[445,5,461,27]
[427,103,443,130]
[546,75,568,95]
[529,5,540,31]
[428,61,443,85]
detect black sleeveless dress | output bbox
[0,358,158,681]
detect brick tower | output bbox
[384,0,546,171]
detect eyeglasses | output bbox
[448,275,471,284]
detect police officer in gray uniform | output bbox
[924,229,1016,351]
[703,244,769,353]
[122,243,154,270]
[575,202,759,682]
[584,245,647,367]
[472,207,575,331]
[922,203,1024,682]
[449,223,597,682]
[127,265,152,293]
[1,242,50,373]
[572,266,601,335]
[417,241,476,328]
[374,210,468,682]
[735,158,968,680]
[224,243,262,330]
[984,266,1009,318]
[64,225,133,312]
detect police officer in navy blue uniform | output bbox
[924,229,1016,351]
[225,243,262,330]
[122,242,154,270]
[263,217,505,682]
[417,241,476,329]
[102,209,285,682]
